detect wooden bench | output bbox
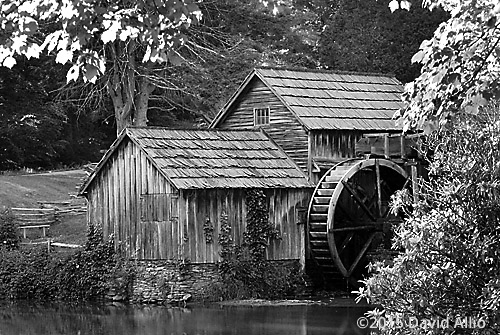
[11,208,56,239]
[18,225,50,238]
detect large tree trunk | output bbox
[132,74,154,127]
[107,41,155,135]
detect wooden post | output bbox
[307,132,313,182]
[375,160,383,218]
[384,134,390,158]
[400,134,407,160]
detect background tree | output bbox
[315,0,447,83]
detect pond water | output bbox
[0,300,376,335]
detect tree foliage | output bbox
[0,0,202,133]
[213,190,300,300]
[358,111,500,334]
[398,0,500,132]
[0,56,113,170]
[0,0,201,80]
[316,0,447,83]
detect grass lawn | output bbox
[0,170,88,245]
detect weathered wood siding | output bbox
[86,138,181,260]
[309,130,400,183]
[179,188,311,264]
[216,78,310,173]
[310,130,362,162]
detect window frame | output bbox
[253,106,270,126]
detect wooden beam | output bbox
[347,232,377,277]
[375,160,383,218]
[337,232,354,255]
[400,135,406,159]
[342,181,377,221]
[307,132,313,182]
[384,134,390,158]
[330,224,382,232]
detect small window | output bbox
[254,107,270,126]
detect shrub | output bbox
[0,209,19,250]
[357,112,500,334]
[210,189,303,300]
[0,223,134,301]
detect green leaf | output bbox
[411,50,425,64]
[400,0,411,11]
[84,64,99,84]
[486,16,497,28]
[55,49,73,64]
[101,21,121,44]
[24,44,40,59]
[66,64,79,82]
[2,56,16,68]
[388,0,399,13]
[24,20,38,34]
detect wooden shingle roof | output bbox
[211,67,404,131]
[80,127,311,191]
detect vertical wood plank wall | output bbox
[86,138,180,260]
[310,130,363,162]
[179,188,311,263]
[217,78,310,173]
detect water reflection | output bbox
[0,301,374,335]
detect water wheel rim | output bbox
[326,158,408,278]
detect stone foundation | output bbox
[124,259,303,304]
[131,261,219,304]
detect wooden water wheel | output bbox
[307,158,408,287]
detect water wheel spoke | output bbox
[381,206,392,219]
[365,193,379,215]
[375,160,383,218]
[342,181,377,221]
[347,232,377,277]
[330,225,379,232]
[337,232,355,255]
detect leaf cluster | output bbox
[359,110,500,334]
[244,189,280,261]
[0,0,202,83]
[399,0,500,132]
[214,190,299,300]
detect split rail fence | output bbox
[11,198,86,249]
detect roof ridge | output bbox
[126,126,264,133]
[255,66,397,79]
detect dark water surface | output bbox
[0,301,374,335]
